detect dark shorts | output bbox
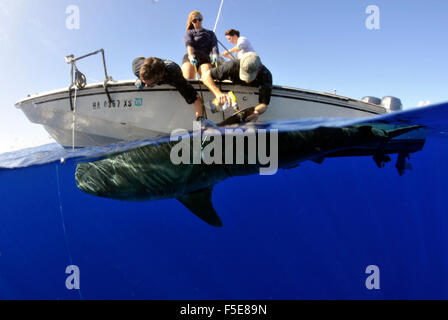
[182,52,211,67]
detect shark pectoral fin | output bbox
[177,187,223,227]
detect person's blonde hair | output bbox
[186,10,202,31]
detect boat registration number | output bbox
[91,98,143,110]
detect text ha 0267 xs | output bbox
[14,49,396,148]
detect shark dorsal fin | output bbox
[177,186,223,227]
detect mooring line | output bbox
[55,164,84,300]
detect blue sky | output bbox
[0,0,447,153]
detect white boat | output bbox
[15,49,391,148]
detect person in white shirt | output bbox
[222,29,255,60]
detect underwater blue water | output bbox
[1,103,448,299]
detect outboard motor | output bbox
[362,96,382,105]
[381,96,403,112]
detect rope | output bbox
[194,65,213,155]
[71,86,78,150]
[56,164,84,300]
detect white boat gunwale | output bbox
[15,79,386,115]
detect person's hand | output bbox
[211,54,218,64]
[222,51,232,60]
[217,93,231,105]
[189,56,198,66]
[135,79,143,89]
[245,110,260,122]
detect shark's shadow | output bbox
[75,123,427,227]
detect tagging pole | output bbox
[213,0,224,33]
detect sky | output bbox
[0,0,447,154]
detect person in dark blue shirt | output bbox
[181,10,219,80]
[133,56,204,119]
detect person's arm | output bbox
[187,46,194,56]
[209,31,219,64]
[210,31,219,57]
[166,63,203,118]
[184,31,197,64]
[187,46,197,65]
[245,103,267,122]
[222,46,239,59]
[246,68,272,122]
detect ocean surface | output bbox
[1,103,447,299]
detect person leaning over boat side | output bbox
[202,52,272,122]
[132,56,204,119]
[181,10,219,79]
[222,29,256,60]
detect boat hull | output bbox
[15,80,386,147]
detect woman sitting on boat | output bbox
[181,10,219,79]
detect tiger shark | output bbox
[75,123,426,227]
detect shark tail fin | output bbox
[177,186,223,227]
